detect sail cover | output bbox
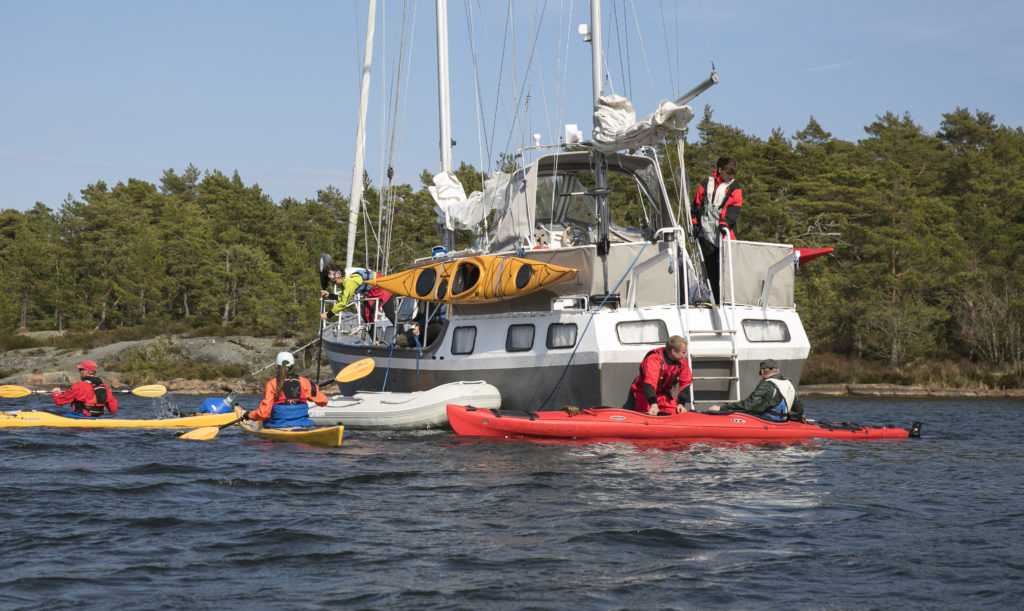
[592,94,694,152]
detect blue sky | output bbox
[2,0,1022,212]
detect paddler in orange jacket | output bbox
[239,352,328,428]
[625,336,693,416]
[51,360,118,417]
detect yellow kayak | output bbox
[234,408,343,447]
[0,410,238,429]
[365,255,576,304]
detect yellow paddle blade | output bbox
[0,385,33,399]
[176,425,221,441]
[335,358,375,383]
[131,384,167,398]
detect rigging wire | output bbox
[500,0,549,156]
[627,0,658,103]
[657,0,677,95]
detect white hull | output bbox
[308,380,500,429]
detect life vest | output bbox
[696,175,739,248]
[266,377,319,428]
[763,377,797,422]
[73,377,110,417]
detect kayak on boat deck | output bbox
[234,407,343,447]
[445,405,921,441]
[0,410,239,429]
[364,255,577,304]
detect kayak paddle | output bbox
[335,358,374,383]
[0,384,167,399]
[176,414,245,440]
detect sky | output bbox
[2,0,1022,213]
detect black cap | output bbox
[759,359,778,370]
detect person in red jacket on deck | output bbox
[51,360,118,417]
[691,157,742,304]
[625,336,693,416]
[239,352,328,428]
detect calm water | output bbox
[1,395,1021,610]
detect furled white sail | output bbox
[592,94,694,153]
[430,171,511,231]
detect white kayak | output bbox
[308,380,501,430]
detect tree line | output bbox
[1,107,1022,376]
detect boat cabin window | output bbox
[505,324,535,352]
[452,326,477,355]
[535,174,599,227]
[546,323,578,349]
[615,320,668,345]
[741,319,791,342]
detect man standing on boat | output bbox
[320,267,396,328]
[51,360,118,417]
[708,359,804,422]
[239,352,328,428]
[691,157,742,304]
[625,336,693,416]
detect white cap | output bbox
[276,351,295,367]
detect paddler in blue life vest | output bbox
[50,360,118,417]
[625,336,693,415]
[239,352,328,428]
[320,266,397,327]
[707,359,804,422]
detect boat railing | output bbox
[320,295,389,344]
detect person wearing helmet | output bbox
[239,352,328,428]
[51,360,119,417]
[320,267,396,327]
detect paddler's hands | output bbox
[648,406,659,416]
[51,387,61,394]
[320,312,328,321]
[708,405,721,411]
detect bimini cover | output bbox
[430,171,511,232]
[592,94,694,153]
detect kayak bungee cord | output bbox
[536,240,650,412]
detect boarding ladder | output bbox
[678,229,741,409]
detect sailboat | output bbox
[320,1,812,413]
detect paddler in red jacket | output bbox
[51,360,118,417]
[625,336,693,416]
[691,157,742,304]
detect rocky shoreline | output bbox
[3,335,1023,398]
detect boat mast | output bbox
[436,0,456,252]
[588,0,611,291]
[345,0,377,271]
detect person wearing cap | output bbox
[624,336,693,416]
[51,360,118,417]
[239,352,328,428]
[707,359,804,422]
[320,266,396,327]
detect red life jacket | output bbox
[73,377,111,417]
[629,348,684,412]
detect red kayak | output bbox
[446,405,921,441]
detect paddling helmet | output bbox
[276,352,295,367]
[76,360,98,373]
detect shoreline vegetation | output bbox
[1,332,1022,399]
[1,107,1022,397]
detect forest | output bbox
[2,107,1022,387]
